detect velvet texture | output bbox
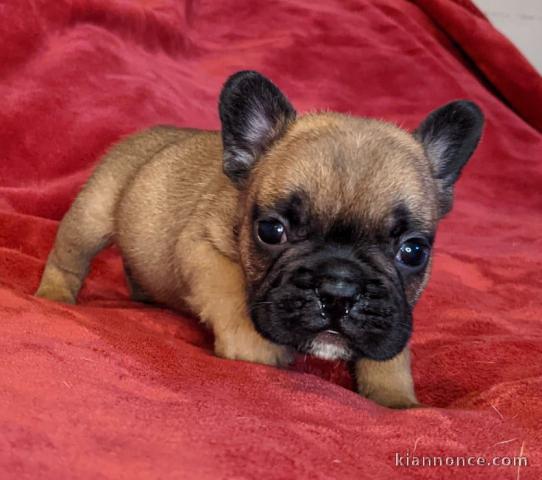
[1,1,541,479]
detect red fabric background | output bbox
[1,1,541,479]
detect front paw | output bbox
[215,332,293,367]
[355,347,420,409]
[360,386,421,409]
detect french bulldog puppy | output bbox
[36,71,483,408]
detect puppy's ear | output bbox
[415,100,484,216]
[219,71,296,186]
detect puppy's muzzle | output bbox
[251,245,411,361]
[315,258,361,324]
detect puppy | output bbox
[36,71,484,408]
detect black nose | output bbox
[317,279,359,320]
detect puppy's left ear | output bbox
[415,100,484,216]
[219,70,296,187]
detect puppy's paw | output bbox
[35,283,77,304]
[361,389,421,409]
[35,262,80,304]
[215,330,292,367]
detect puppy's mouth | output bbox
[250,250,412,362]
[300,329,354,361]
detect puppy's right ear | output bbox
[219,71,296,187]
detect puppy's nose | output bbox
[317,279,359,320]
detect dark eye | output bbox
[396,239,429,269]
[257,219,287,245]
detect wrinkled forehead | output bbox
[252,119,438,234]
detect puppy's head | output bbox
[219,71,484,361]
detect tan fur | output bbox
[36,113,435,408]
[356,346,419,408]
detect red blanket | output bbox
[1,1,541,478]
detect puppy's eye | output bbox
[257,219,287,245]
[396,239,429,269]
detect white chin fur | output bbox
[307,339,353,361]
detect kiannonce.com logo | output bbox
[394,451,528,468]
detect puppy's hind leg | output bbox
[36,178,116,304]
[123,262,153,303]
[36,127,185,304]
